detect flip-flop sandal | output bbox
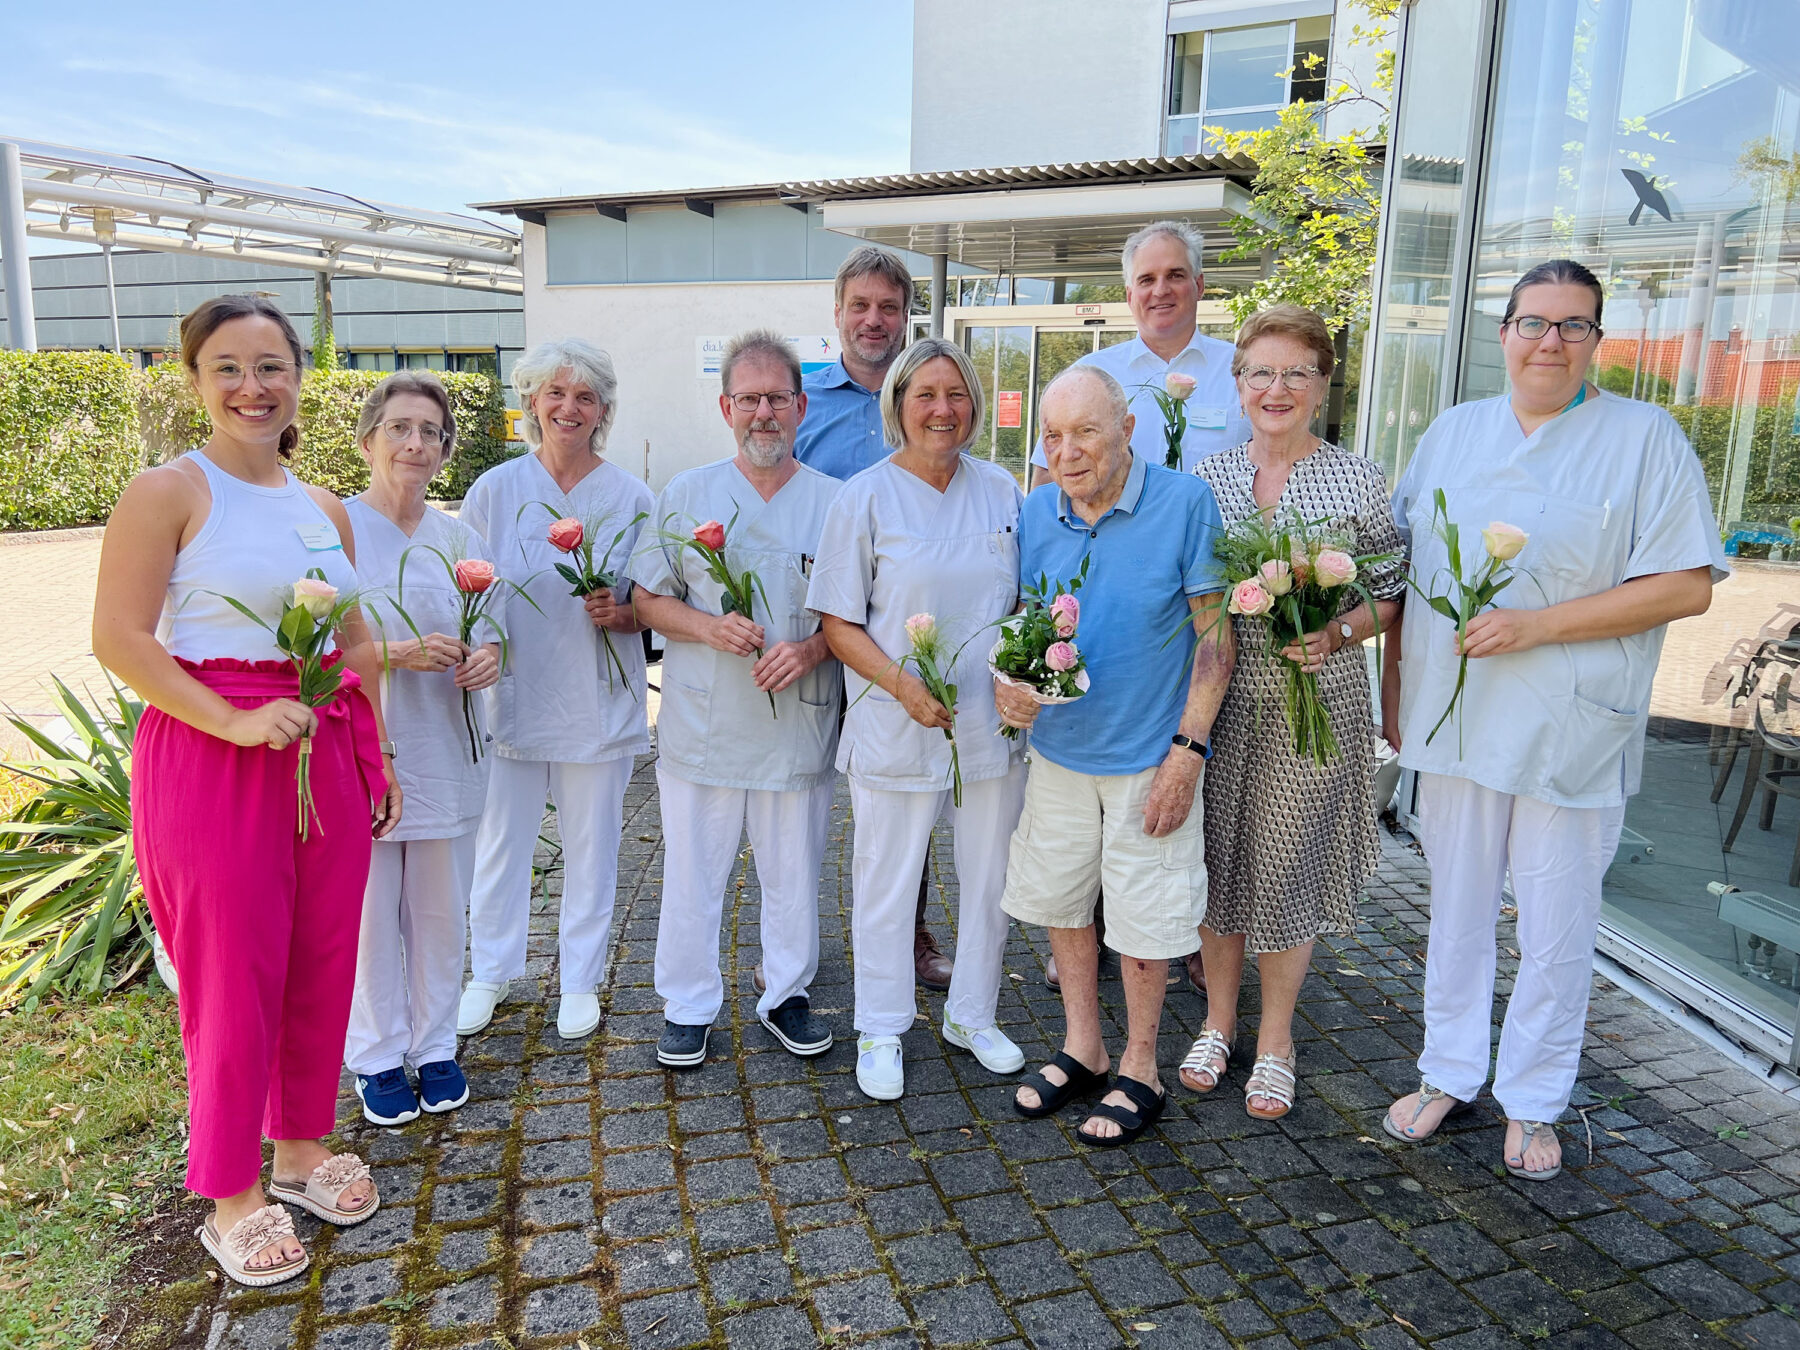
[1179,1027,1232,1093]
[1244,1050,1298,1121]
[1381,1080,1474,1143]
[269,1152,380,1226]
[1076,1074,1166,1149]
[1505,1119,1563,1181]
[1013,1051,1107,1119]
[197,1205,308,1288]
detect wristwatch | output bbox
[378,740,398,758]
[1336,620,1355,650]
[1171,733,1211,760]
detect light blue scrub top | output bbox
[1393,389,1728,808]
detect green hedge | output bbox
[0,352,143,531]
[1667,402,1799,527]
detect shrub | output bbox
[1669,401,1799,527]
[0,352,143,530]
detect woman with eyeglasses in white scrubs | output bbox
[1381,259,1726,1181]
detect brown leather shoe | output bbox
[752,965,766,994]
[914,927,952,991]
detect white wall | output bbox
[910,0,1167,171]
[521,224,837,491]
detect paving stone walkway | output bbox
[197,758,1800,1350]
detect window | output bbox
[1165,17,1332,155]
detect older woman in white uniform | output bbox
[808,337,1028,1101]
[343,372,499,1124]
[1382,260,1725,1180]
[456,339,653,1042]
[631,330,843,1069]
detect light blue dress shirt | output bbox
[795,359,888,482]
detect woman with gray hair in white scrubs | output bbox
[1382,259,1726,1181]
[455,338,653,1043]
[808,337,1028,1102]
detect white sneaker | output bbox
[456,980,507,1036]
[943,1018,1026,1074]
[557,991,601,1040]
[856,1035,905,1100]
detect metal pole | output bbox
[101,241,122,353]
[930,253,947,339]
[0,141,38,351]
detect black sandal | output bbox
[1013,1051,1107,1119]
[1076,1074,1166,1148]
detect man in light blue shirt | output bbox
[1028,220,1249,488]
[999,364,1233,1147]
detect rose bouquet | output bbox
[651,510,777,717]
[1135,372,1197,469]
[989,557,1092,740]
[217,569,363,838]
[1407,488,1530,750]
[1209,512,1397,767]
[523,503,648,698]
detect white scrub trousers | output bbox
[849,767,1026,1037]
[1415,772,1625,1122]
[653,765,833,1025]
[346,833,476,1075]
[467,755,633,996]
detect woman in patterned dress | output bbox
[1181,305,1405,1118]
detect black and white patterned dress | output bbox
[1195,443,1406,953]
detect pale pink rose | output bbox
[1164,372,1198,402]
[291,576,339,620]
[1313,549,1358,587]
[693,519,727,552]
[454,558,496,594]
[1228,579,1274,617]
[1049,592,1079,637]
[1482,521,1528,561]
[1258,559,1294,596]
[904,613,938,644]
[547,517,584,552]
[1045,641,1079,672]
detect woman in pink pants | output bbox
[93,295,402,1286]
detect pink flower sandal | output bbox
[198,1204,309,1288]
[269,1152,381,1226]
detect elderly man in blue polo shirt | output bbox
[1000,364,1234,1148]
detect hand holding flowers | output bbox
[989,558,1092,740]
[652,510,778,717]
[901,613,963,805]
[528,503,647,697]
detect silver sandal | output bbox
[1382,1080,1473,1143]
[1179,1027,1232,1093]
[1505,1119,1562,1181]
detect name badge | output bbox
[297,523,343,552]
[1191,407,1229,431]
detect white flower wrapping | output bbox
[987,637,1092,706]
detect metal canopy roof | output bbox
[11,138,522,293]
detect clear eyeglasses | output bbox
[201,359,298,387]
[1507,315,1599,342]
[1241,364,1322,392]
[380,419,450,447]
[729,390,798,412]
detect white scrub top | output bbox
[347,498,494,840]
[807,453,1025,790]
[628,458,843,792]
[460,452,654,764]
[1393,390,1728,808]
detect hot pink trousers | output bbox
[132,657,383,1198]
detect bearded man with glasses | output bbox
[630,330,844,1069]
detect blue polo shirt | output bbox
[1021,452,1227,776]
[794,359,888,481]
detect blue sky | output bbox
[4,1,914,243]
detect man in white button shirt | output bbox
[1028,219,1249,489]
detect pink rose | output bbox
[547,517,584,552]
[454,558,496,594]
[1049,592,1079,637]
[1228,579,1274,617]
[1314,550,1358,587]
[1164,372,1197,402]
[693,519,727,552]
[904,613,938,644]
[291,576,339,620]
[1045,641,1079,673]
[1258,559,1293,596]
[1482,522,1528,561]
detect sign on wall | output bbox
[698,335,841,379]
[996,391,1023,429]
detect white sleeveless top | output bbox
[157,451,360,663]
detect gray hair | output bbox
[720,328,801,397]
[879,337,986,455]
[835,244,915,311]
[355,370,457,460]
[1041,364,1130,429]
[512,337,618,453]
[1120,219,1206,287]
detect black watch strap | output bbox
[1171,733,1211,760]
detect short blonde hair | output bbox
[1232,304,1336,377]
[879,338,986,455]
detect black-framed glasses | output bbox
[729,390,797,412]
[1506,315,1599,342]
[1241,364,1321,391]
[380,418,450,447]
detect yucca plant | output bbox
[0,677,153,1008]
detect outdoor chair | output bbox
[1721,663,1800,887]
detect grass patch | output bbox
[0,988,191,1350]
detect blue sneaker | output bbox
[416,1060,469,1114]
[355,1067,420,1125]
